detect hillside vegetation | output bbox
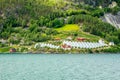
[0,0,120,52]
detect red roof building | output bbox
[9,48,16,53]
[54,38,61,41]
[77,37,86,41]
[62,44,71,50]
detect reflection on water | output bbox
[0,54,120,80]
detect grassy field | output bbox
[55,24,80,32]
[54,24,101,41]
[0,47,11,53]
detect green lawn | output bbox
[78,32,101,41]
[55,24,80,32]
[0,47,11,53]
[54,24,101,41]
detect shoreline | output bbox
[0,45,120,54]
[0,51,120,54]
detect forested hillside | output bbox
[0,0,120,52]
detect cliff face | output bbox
[102,12,120,29]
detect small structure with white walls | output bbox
[109,1,117,8]
[109,42,115,46]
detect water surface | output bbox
[0,53,120,80]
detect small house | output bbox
[61,44,71,50]
[109,42,115,46]
[109,1,117,8]
[66,36,72,41]
[9,48,16,53]
[54,38,61,41]
[0,39,7,44]
[77,37,86,41]
[99,39,105,44]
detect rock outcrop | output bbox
[102,12,120,29]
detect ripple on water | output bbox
[0,54,120,80]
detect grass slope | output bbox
[54,24,101,41]
[55,24,80,32]
[0,47,11,53]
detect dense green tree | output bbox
[51,18,65,28]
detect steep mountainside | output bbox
[0,0,120,53]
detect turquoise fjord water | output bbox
[0,54,120,80]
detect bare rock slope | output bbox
[102,12,120,29]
